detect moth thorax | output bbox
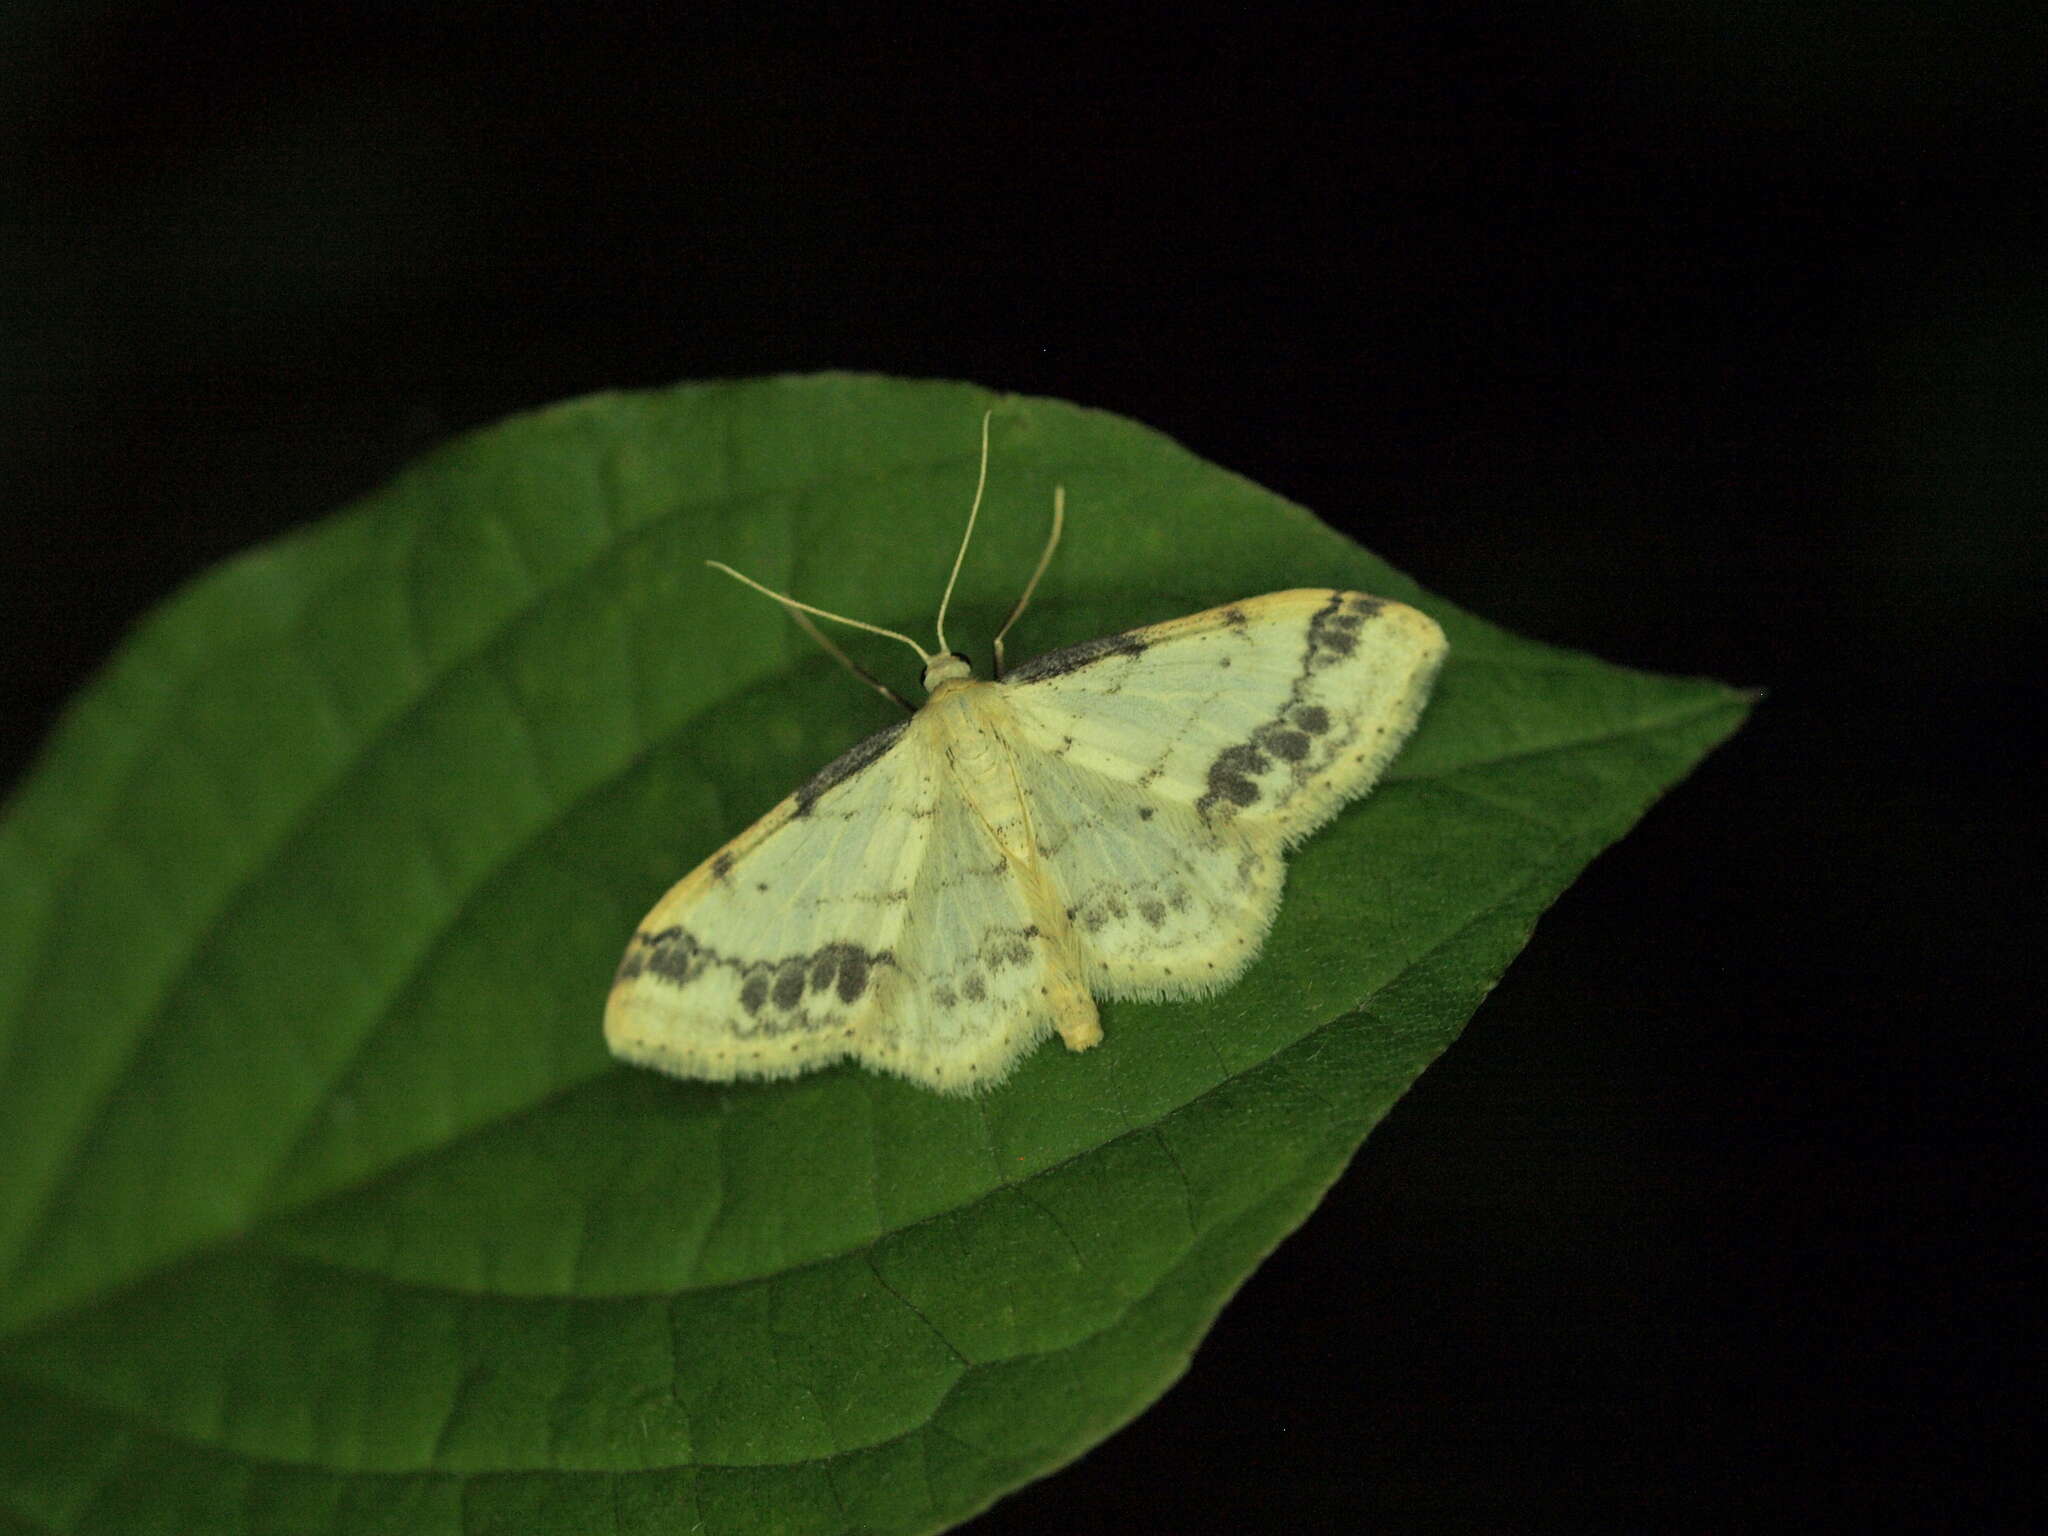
[922,652,974,690]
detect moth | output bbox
[606,416,1447,1093]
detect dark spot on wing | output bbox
[1138,805,1154,821]
[1139,899,1167,928]
[1294,705,1330,735]
[1221,743,1269,778]
[616,925,687,984]
[963,973,987,1003]
[793,718,909,816]
[986,935,1033,970]
[1222,606,1248,630]
[835,946,870,1003]
[1007,629,1150,683]
[711,851,735,880]
[809,950,839,992]
[617,924,898,1040]
[772,959,807,1010]
[1304,590,1355,658]
[1197,742,1267,817]
[1206,767,1259,810]
[637,926,702,985]
[1258,726,1312,762]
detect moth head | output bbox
[921,652,974,691]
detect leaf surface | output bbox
[0,375,1747,1534]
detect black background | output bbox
[3,8,2037,1532]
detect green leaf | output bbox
[0,374,1746,1535]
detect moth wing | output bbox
[870,774,1079,1091]
[605,716,938,1087]
[997,731,1283,998]
[1001,588,1445,838]
[998,589,1446,992]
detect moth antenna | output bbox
[706,560,932,665]
[933,408,993,657]
[785,605,917,712]
[993,484,1065,680]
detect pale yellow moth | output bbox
[606,417,1447,1094]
